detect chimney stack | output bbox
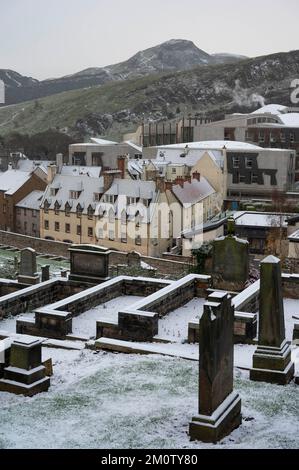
[47,164,57,183]
[117,155,128,179]
[56,153,63,172]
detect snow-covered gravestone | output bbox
[0,336,50,396]
[250,256,294,385]
[18,247,40,285]
[189,292,242,443]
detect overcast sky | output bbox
[1,0,299,80]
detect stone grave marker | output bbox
[189,292,242,442]
[250,255,294,385]
[18,248,39,285]
[0,336,51,396]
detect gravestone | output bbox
[189,292,242,443]
[127,251,141,268]
[0,336,50,396]
[212,218,249,291]
[18,248,39,285]
[41,265,50,282]
[250,256,294,385]
[69,244,111,284]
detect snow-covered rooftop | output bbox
[156,140,262,151]
[90,137,118,145]
[41,174,104,214]
[60,166,102,177]
[251,104,288,115]
[172,177,215,205]
[234,211,291,228]
[0,169,31,195]
[15,190,44,210]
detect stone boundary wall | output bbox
[0,230,192,276]
[0,279,84,319]
[0,231,70,258]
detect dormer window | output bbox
[50,187,58,197]
[54,201,61,215]
[76,203,83,218]
[94,192,101,202]
[44,200,50,214]
[87,205,95,220]
[65,202,71,217]
[70,190,80,199]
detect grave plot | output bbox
[72,295,142,338]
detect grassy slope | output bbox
[0,73,165,136]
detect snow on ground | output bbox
[283,299,299,341]
[0,312,35,334]
[0,349,298,449]
[72,296,142,338]
[159,298,205,341]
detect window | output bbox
[109,230,115,241]
[44,220,49,230]
[44,201,50,214]
[32,223,36,232]
[290,132,295,143]
[77,225,81,236]
[105,194,115,204]
[251,173,258,184]
[3,205,7,213]
[24,208,27,216]
[121,232,127,243]
[259,131,265,143]
[50,187,58,197]
[240,175,246,183]
[94,193,101,202]
[24,222,27,231]
[127,197,136,205]
[32,210,37,218]
[55,222,60,232]
[172,167,177,174]
[65,223,70,233]
[87,205,94,220]
[70,190,79,199]
[76,204,83,218]
[54,201,60,215]
[245,157,253,169]
[88,227,93,237]
[135,235,142,246]
[65,203,71,217]
[232,156,240,168]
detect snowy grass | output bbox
[0,349,298,449]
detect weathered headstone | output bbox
[212,219,249,291]
[69,244,111,284]
[0,336,50,396]
[127,251,141,268]
[250,256,294,385]
[41,265,50,282]
[18,248,39,285]
[189,292,242,443]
